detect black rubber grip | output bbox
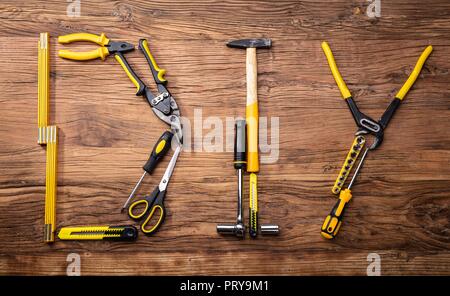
[234,120,246,169]
[143,131,173,173]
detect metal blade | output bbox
[158,145,181,191]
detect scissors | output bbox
[128,145,181,234]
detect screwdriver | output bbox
[122,130,173,211]
[321,147,369,239]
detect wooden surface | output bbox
[0,0,449,275]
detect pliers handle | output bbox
[114,38,168,96]
[322,42,433,150]
[58,32,134,61]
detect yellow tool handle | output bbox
[396,45,433,100]
[58,48,110,61]
[128,187,166,235]
[321,41,352,99]
[321,189,352,239]
[246,47,259,173]
[139,39,167,84]
[249,173,258,238]
[58,32,110,46]
[246,103,259,172]
[114,53,145,94]
[58,225,138,241]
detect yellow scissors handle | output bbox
[128,187,166,235]
[128,199,150,219]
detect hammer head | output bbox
[227,38,272,49]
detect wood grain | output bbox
[0,0,449,275]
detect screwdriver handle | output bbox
[143,131,174,174]
[321,189,352,239]
[234,120,247,169]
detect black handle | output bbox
[139,39,167,89]
[104,225,138,241]
[143,131,174,174]
[234,120,247,170]
[114,52,146,96]
[379,98,402,129]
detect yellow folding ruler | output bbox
[38,33,58,243]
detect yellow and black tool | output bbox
[58,225,138,241]
[320,41,433,239]
[58,32,134,61]
[128,146,181,235]
[122,130,174,211]
[322,147,369,239]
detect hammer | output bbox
[226,38,279,237]
[217,120,247,237]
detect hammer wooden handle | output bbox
[246,47,259,173]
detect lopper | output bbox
[320,42,433,239]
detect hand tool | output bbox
[44,125,58,243]
[122,130,174,211]
[58,225,138,241]
[58,32,134,61]
[38,33,59,243]
[227,38,279,237]
[320,41,433,239]
[115,38,183,145]
[38,33,50,145]
[217,120,247,238]
[322,147,368,239]
[127,145,181,235]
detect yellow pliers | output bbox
[58,32,134,61]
